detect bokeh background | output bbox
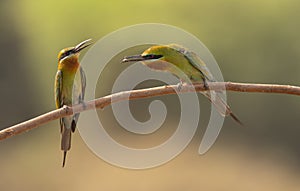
[1,0,300,190]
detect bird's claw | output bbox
[176,80,185,92]
[81,101,87,110]
[203,80,209,91]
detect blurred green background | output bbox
[1,0,300,190]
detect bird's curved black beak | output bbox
[121,55,145,63]
[121,54,163,63]
[74,39,93,53]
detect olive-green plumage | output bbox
[122,44,242,124]
[55,39,91,167]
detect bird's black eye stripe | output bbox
[142,54,163,60]
[59,50,74,60]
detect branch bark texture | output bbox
[1,82,300,141]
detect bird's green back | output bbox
[142,44,214,83]
[167,44,214,81]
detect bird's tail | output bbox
[61,127,72,167]
[202,91,243,125]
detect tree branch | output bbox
[1,82,300,141]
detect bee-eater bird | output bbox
[55,39,92,167]
[122,44,242,125]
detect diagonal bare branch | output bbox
[1,82,300,141]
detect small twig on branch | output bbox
[1,81,300,141]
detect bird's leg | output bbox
[176,79,185,92]
[203,78,209,91]
[81,101,87,110]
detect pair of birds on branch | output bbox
[55,39,242,167]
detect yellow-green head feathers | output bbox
[58,39,92,62]
[57,39,92,70]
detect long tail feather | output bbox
[201,91,243,125]
[62,151,67,167]
[61,127,72,167]
[229,112,243,126]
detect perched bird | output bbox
[122,44,242,125]
[55,39,92,167]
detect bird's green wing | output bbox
[55,70,63,109]
[169,45,226,113]
[72,67,86,132]
[169,44,214,81]
[79,66,86,101]
[55,70,64,132]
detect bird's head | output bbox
[58,39,92,63]
[121,45,165,63]
[121,44,186,66]
[122,44,194,81]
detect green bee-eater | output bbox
[55,39,91,167]
[122,44,242,125]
